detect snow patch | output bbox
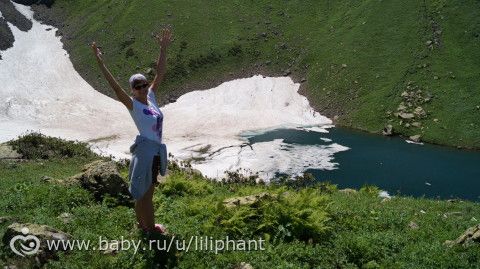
[0,3,348,180]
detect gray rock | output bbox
[397,112,415,120]
[382,124,393,136]
[0,143,22,159]
[3,223,71,264]
[41,176,53,182]
[445,224,480,247]
[339,188,357,194]
[414,107,426,117]
[0,0,32,32]
[0,17,15,51]
[102,241,119,255]
[235,262,254,269]
[411,122,422,128]
[223,192,277,208]
[409,135,421,142]
[68,160,131,205]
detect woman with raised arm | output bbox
[91,28,172,234]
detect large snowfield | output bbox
[0,3,348,180]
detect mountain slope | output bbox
[30,0,480,148]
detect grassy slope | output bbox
[38,0,480,148]
[1,134,480,268]
[0,158,480,268]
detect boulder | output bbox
[68,160,131,205]
[397,112,414,120]
[339,188,357,194]
[414,107,426,118]
[382,124,393,136]
[3,223,71,264]
[0,143,22,159]
[409,135,421,143]
[235,262,254,269]
[397,103,406,111]
[411,122,422,128]
[223,192,276,208]
[445,224,480,247]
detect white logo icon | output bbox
[9,227,40,257]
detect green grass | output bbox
[1,135,480,268]
[38,0,480,149]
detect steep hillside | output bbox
[29,0,480,148]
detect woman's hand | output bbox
[155,27,172,48]
[91,42,104,63]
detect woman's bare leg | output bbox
[136,183,155,231]
[135,200,146,230]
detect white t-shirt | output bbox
[128,88,163,144]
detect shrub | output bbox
[8,132,97,159]
[160,173,213,197]
[359,185,380,196]
[216,188,331,243]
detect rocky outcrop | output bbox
[445,224,480,247]
[0,143,22,159]
[387,81,433,132]
[223,192,277,208]
[3,222,71,264]
[0,0,33,32]
[382,124,393,136]
[409,135,421,143]
[0,17,15,51]
[68,160,131,205]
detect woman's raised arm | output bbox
[150,28,172,93]
[91,42,133,110]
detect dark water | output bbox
[247,127,480,201]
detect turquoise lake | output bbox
[247,127,480,201]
